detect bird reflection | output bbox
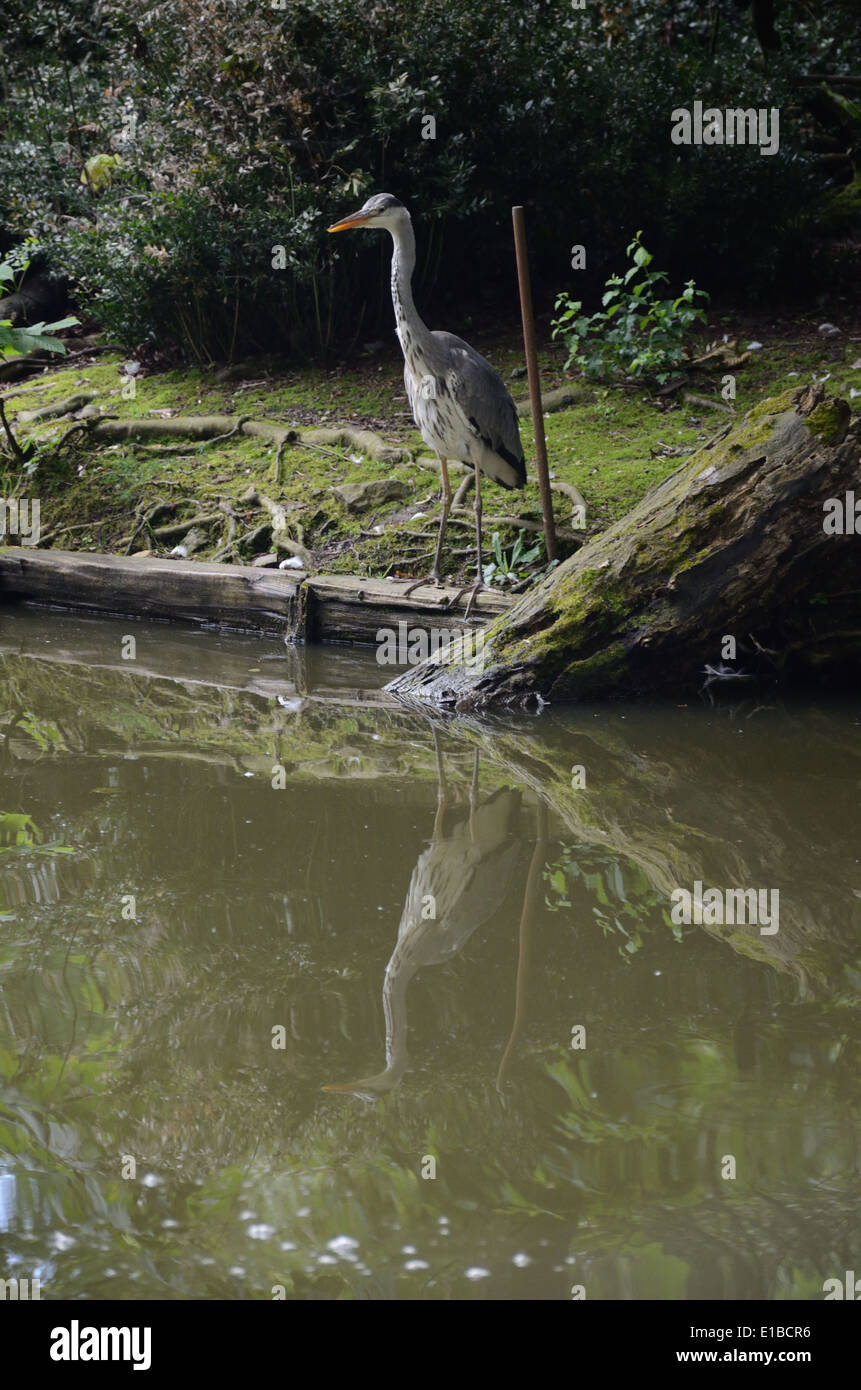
[324,729,521,1100]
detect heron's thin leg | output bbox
[462,461,486,618]
[496,800,547,1092]
[432,457,452,579]
[403,457,451,597]
[446,461,487,616]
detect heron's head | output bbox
[327,193,409,235]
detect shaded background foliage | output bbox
[0,0,859,359]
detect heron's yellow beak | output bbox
[327,210,372,234]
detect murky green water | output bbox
[0,608,858,1300]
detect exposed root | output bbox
[241,486,311,567]
[453,472,474,508]
[302,426,409,464]
[16,393,94,423]
[514,384,592,416]
[682,391,734,414]
[0,398,27,465]
[549,479,587,511]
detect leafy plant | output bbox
[0,812,43,849]
[552,232,709,385]
[481,529,548,588]
[0,254,77,468]
[80,152,124,193]
[0,255,77,359]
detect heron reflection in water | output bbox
[324,729,521,1100]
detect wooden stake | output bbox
[512,205,557,562]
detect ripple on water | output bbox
[247,1223,276,1240]
[327,1235,360,1256]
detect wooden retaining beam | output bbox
[305,573,510,643]
[0,547,512,644]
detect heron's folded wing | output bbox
[434,332,526,487]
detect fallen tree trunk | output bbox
[386,383,861,708]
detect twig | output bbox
[198,415,252,448]
[56,420,93,450]
[292,439,347,459]
[683,391,734,414]
[61,343,125,361]
[0,398,26,464]
[36,519,105,548]
[0,381,54,402]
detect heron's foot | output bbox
[450,579,486,618]
[401,572,443,599]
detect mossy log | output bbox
[386,384,861,708]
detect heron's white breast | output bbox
[404,358,476,462]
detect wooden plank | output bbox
[0,547,304,638]
[0,548,514,646]
[306,573,512,645]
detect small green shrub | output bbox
[0,251,77,358]
[552,233,709,385]
[482,530,555,588]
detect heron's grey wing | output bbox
[433,332,526,486]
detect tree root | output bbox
[301,426,408,464]
[16,393,94,423]
[117,512,224,550]
[682,391,734,414]
[446,512,582,543]
[550,478,587,516]
[60,413,408,487]
[513,384,593,416]
[453,472,474,507]
[0,398,27,465]
[415,454,470,476]
[36,519,109,548]
[23,407,587,570]
[241,486,311,567]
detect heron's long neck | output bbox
[390,220,442,368]
[380,953,411,1078]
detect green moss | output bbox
[806,399,850,445]
[745,387,797,421]
[826,173,861,227]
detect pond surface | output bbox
[0,607,858,1300]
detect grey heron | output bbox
[328,194,526,615]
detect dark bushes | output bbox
[1,0,857,360]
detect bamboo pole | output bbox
[512,205,557,561]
